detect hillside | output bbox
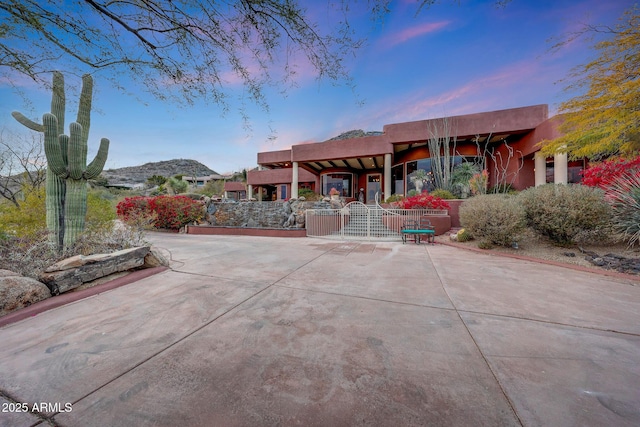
[101,159,218,186]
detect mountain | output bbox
[101,159,219,186]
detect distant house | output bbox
[182,173,227,187]
[224,182,247,200]
[247,105,582,203]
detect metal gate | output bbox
[305,201,445,241]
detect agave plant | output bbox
[605,171,640,246]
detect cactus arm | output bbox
[85,138,110,179]
[67,122,87,180]
[51,71,66,136]
[11,111,45,132]
[43,114,68,178]
[77,74,92,144]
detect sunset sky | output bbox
[0,0,635,174]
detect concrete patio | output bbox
[1,233,639,426]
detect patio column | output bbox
[554,151,568,185]
[534,151,546,186]
[291,161,299,199]
[384,153,391,202]
[248,184,253,199]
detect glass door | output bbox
[366,174,381,204]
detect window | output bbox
[280,185,287,199]
[391,164,404,195]
[322,173,353,197]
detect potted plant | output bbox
[329,187,340,200]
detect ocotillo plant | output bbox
[12,72,109,251]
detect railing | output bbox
[305,195,447,241]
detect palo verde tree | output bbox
[13,72,109,252]
[542,5,640,160]
[0,0,510,111]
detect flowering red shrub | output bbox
[400,192,450,210]
[148,195,203,229]
[116,196,150,222]
[117,195,202,230]
[581,156,640,189]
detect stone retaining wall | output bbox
[207,200,332,228]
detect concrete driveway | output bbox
[1,233,639,426]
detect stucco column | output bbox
[258,186,262,201]
[534,151,546,187]
[554,151,568,185]
[291,161,299,199]
[248,184,253,199]
[384,153,392,202]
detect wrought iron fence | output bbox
[305,200,447,241]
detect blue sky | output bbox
[0,0,635,174]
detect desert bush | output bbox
[459,194,525,247]
[519,184,612,245]
[86,190,117,230]
[298,188,323,201]
[0,186,46,238]
[605,172,640,246]
[429,189,456,199]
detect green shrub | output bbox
[459,194,526,247]
[430,189,456,199]
[298,188,322,201]
[0,186,46,238]
[605,172,640,246]
[86,190,116,231]
[518,184,612,245]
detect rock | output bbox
[0,272,51,317]
[563,252,576,257]
[39,247,151,295]
[143,247,170,268]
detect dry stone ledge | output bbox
[39,246,157,295]
[0,269,52,317]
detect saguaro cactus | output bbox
[13,72,109,251]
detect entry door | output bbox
[366,174,381,204]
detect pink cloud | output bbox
[381,21,450,48]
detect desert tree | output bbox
[542,5,640,159]
[0,0,511,111]
[0,128,47,207]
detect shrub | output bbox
[149,195,202,229]
[0,186,46,238]
[605,172,640,246]
[117,195,203,230]
[518,184,612,245]
[459,194,526,247]
[581,156,640,190]
[400,193,450,210]
[429,189,456,199]
[86,190,116,231]
[298,188,322,201]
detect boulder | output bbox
[39,247,151,295]
[143,247,170,268]
[0,270,51,317]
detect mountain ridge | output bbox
[102,159,219,186]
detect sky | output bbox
[0,0,635,175]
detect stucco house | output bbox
[246,105,583,203]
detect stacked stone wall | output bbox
[208,200,332,228]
